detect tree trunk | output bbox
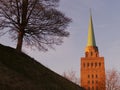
[16,31,24,52]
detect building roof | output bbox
[87,12,96,46]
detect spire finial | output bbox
[87,10,96,46]
[90,8,92,16]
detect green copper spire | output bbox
[87,11,96,46]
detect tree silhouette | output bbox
[63,70,80,85]
[106,69,120,90]
[0,0,71,52]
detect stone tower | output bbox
[80,13,106,90]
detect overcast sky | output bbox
[1,0,120,78]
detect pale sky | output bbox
[1,0,120,78]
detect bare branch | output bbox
[0,0,71,52]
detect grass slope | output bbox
[0,44,84,90]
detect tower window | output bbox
[92,86,94,90]
[91,63,93,67]
[83,63,85,67]
[96,74,98,78]
[99,62,101,67]
[91,52,93,56]
[88,80,90,84]
[96,86,98,90]
[88,74,90,78]
[92,80,94,84]
[92,74,94,78]
[87,63,89,67]
[86,52,88,57]
[88,87,90,90]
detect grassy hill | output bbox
[0,44,84,90]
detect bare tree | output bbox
[63,69,120,90]
[0,0,71,52]
[106,69,120,90]
[63,69,80,85]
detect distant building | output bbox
[80,12,106,90]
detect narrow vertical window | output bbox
[86,52,88,57]
[83,63,85,67]
[96,74,98,78]
[91,63,93,67]
[88,74,90,78]
[99,62,101,67]
[92,74,94,78]
[88,80,90,84]
[87,63,89,67]
[91,52,93,56]
[96,86,98,90]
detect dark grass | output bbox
[0,44,84,90]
